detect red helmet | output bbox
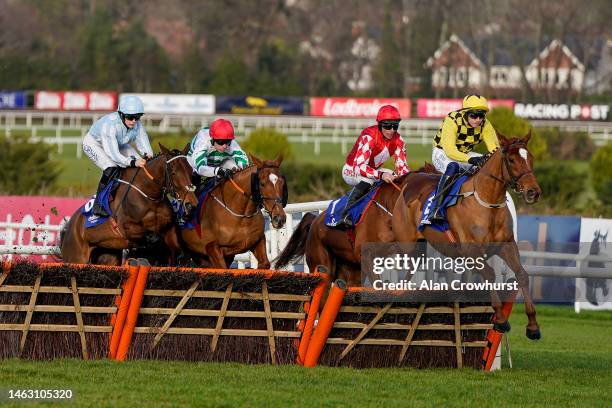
[209,119,235,140]
[376,105,401,122]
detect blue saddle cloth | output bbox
[418,175,469,232]
[324,182,382,228]
[176,178,216,230]
[82,180,118,228]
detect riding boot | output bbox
[92,167,118,218]
[427,162,460,224]
[340,181,371,228]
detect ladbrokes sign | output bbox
[310,97,411,118]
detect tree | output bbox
[0,136,61,194]
[373,1,404,97]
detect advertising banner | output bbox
[575,218,612,312]
[121,93,215,115]
[310,97,411,118]
[216,96,304,115]
[416,98,515,118]
[514,103,610,121]
[34,91,117,111]
[0,91,27,109]
[0,196,85,260]
[517,215,581,303]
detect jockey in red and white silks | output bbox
[338,105,410,227]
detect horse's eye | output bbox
[509,158,515,164]
[260,182,265,187]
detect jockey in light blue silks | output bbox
[82,95,153,217]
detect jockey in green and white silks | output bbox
[187,119,249,180]
[82,95,153,217]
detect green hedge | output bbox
[531,162,586,210]
[0,135,61,194]
[590,142,612,205]
[487,107,549,161]
[537,128,595,160]
[281,162,346,202]
[242,128,294,162]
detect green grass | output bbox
[1,305,610,407]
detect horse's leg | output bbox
[205,242,227,268]
[478,262,510,332]
[499,241,541,340]
[162,227,182,266]
[251,237,271,269]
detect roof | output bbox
[428,34,607,70]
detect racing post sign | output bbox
[514,103,610,121]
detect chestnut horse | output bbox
[274,173,416,282]
[392,131,542,339]
[179,154,287,268]
[60,144,198,265]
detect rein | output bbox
[116,154,194,203]
[466,142,532,209]
[212,163,286,218]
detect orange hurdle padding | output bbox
[303,279,347,368]
[481,289,518,371]
[108,259,140,359]
[297,276,329,365]
[115,260,151,361]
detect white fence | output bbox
[0,201,331,271]
[2,111,611,159]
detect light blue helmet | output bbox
[118,95,144,115]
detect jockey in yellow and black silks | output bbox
[423,94,500,224]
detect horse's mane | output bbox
[415,162,441,175]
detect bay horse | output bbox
[274,172,416,283]
[392,130,542,339]
[60,144,198,265]
[179,154,287,268]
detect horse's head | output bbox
[249,153,288,229]
[498,130,542,204]
[158,143,198,217]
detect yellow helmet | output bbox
[462,94,489,112]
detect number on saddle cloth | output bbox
[324,182,381,227]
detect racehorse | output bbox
[178,154,287,269]
[274,172,416,283]
[391,130,542,339]
[60,144,198,265]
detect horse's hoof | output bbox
[526,327,541,340]
[494,320,511,333]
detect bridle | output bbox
[212,164,287,218]
[483,141,534,194]
[117,154,196,211]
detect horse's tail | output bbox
[274,212,317,269]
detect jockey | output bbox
[424,94,499,224]
[339,105,410,227]
[187,118,249,186]
[82,95,153,218]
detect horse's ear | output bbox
[524,128,532,144]
[182,142,190,155]
[249,153,263,168]
[274,153,284,166]
[496,130,509,146]
[159,143,170,155]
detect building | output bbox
[426,34,594,97]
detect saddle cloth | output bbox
[324,182,382,228]
[82,180,118,228]
[177,178,216,231]
[418,175,469,233]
